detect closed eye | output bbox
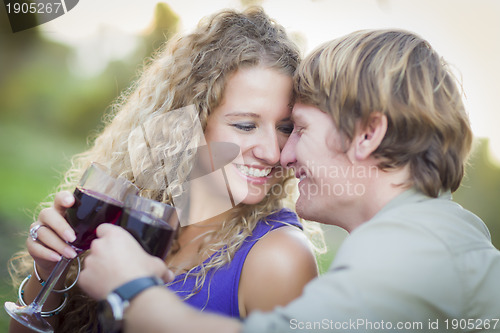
[232,123,256,132]
[277,124,294,135]
[292,126,304,136]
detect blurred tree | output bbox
[1,3,181,140]
[0,4,180,329]
[0,2,41,85]
[240,0,264,7]
[142,2,180,56]
[454,138,500,248]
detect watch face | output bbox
[97,296,123,333]
[96,277,162,332]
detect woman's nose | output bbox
[252,130,281,165]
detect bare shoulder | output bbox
[250,225,317,270]
[238,225,319,316]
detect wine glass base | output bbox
[4,301,54,333]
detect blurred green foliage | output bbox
[0,3,179,329]
[454,139,500,245]
[0,1,499,331]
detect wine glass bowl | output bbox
[65,163,138,252]
[4,162,138,333]
[119,195,179,260]
[66,187,124,252]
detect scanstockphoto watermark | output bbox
[290,318,424,331]
[289,318,499,331]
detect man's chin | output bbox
[295,196,313,220]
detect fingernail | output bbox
[63,196,74,206]
[51,253,62,262]
[64,229,76,243]
[64,247,78,259]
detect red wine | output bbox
[119,209,174,259]
[65,187,123,252]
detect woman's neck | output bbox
[166,209,234,273]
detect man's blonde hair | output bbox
[295,29,472,197]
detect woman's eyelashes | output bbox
[232,123,256,132]
[231,122,294,135]
[292,125,304,136]
[277,123,293,135]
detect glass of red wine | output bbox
[119,195,179,260]
[4,162,138,333]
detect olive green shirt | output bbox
[243,189,500,332]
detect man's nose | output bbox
[280,133,298,169]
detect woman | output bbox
[9,7,322,333]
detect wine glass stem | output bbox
[30,257,72,312]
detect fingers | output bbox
[95,223,124,238]
[80,224,169,300]
[92,223,143,260]
[53,191,75,215]
[79,251,115,300]
[38,204,76,244]
[26,233,62,262]
[28,222,77,260]
[80,226,141,299]
[160,267,175,284]
[36,208,77,258]
[53,191,77,242]
[26,191,78,273]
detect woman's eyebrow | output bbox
[225,112,260,118]
[224,112,291,122]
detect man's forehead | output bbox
[290,104,309,123]
[291,103,330,124]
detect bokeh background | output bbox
[1,0,499,330]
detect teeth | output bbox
[299,174,306,181]
[236,165,272,178]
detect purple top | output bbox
[166,208,302,318]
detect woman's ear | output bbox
[353,112,387,161]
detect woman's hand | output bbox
[79,223,173,300]
[26,191,77,280]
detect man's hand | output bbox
[79,223,173,300]
[79,224,242,333]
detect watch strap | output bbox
[113,276,163,302]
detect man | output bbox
[79,29,500,332]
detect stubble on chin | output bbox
[294,196,310,220]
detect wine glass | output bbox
[4,162,139,333]
[118,195,179,259]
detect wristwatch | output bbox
[97,276,164,333]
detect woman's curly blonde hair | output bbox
[9,7,324,332]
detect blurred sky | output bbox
[39,0,500,164]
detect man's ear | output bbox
[353,112,387,161]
